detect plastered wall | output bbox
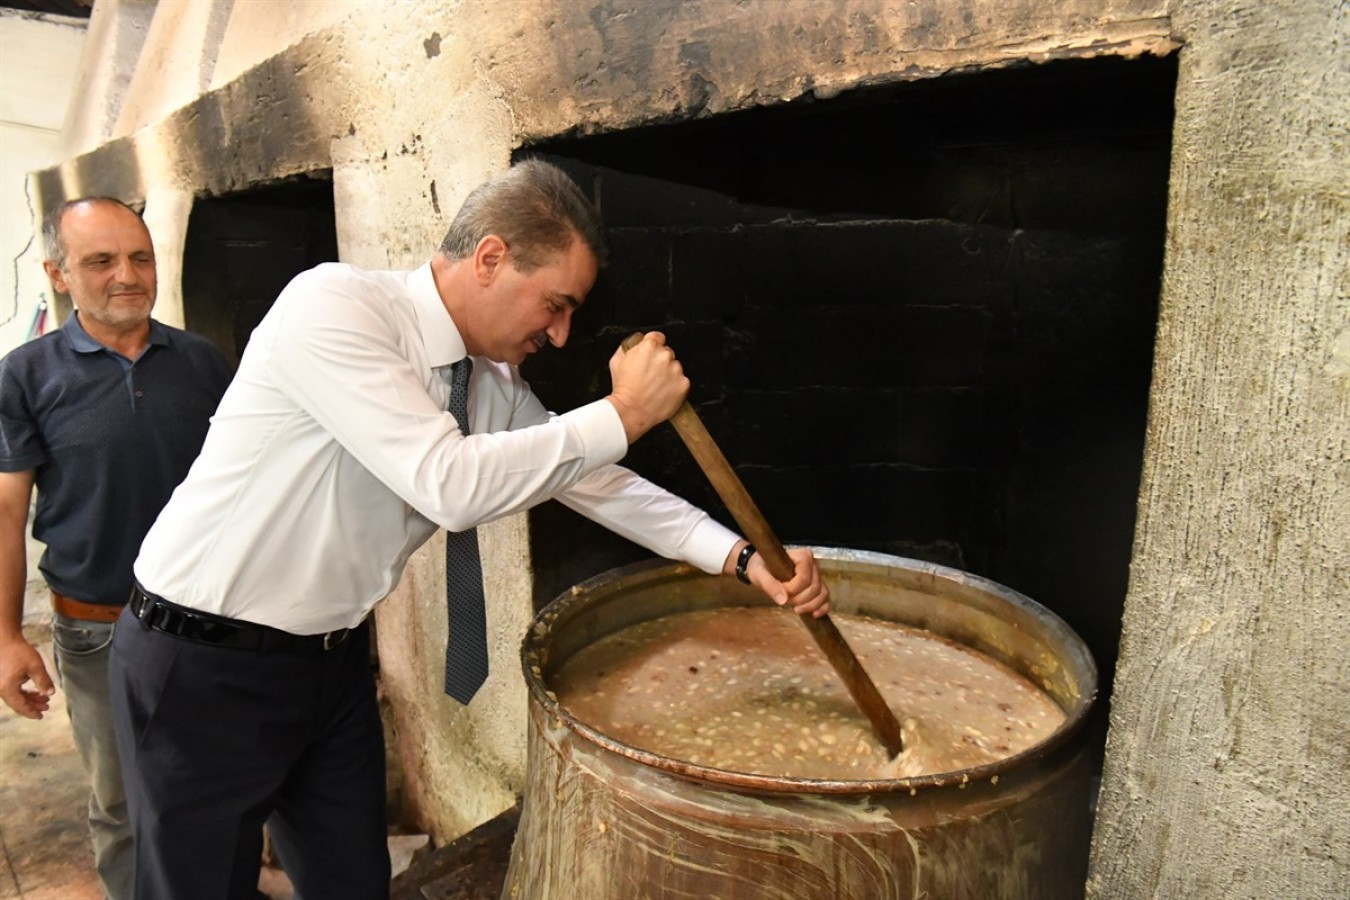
[29,0,1346,893]
[1087,1,1349,895]
[0,9,87,357]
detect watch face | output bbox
[737,545,756,583]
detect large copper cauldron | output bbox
[504,548,1097,899]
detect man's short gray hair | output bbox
[42,197,143,270]
[438,159,607,272]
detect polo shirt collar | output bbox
[63,311,170,355]
[409,261,467,368]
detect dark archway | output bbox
[181,173,338,367]
[520,54,1177,779]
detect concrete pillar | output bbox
[1087,0,1350,895]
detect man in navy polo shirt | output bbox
[0,197,231,899]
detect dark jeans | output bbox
[109,606,389,900]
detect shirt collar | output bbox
[62,311,170,355]
[408,262,467,369]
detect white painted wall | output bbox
[0,10,88,357]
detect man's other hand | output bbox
[607,331,690,443]
[0,636,55,719]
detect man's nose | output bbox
[112,256,137,283]
[547,310,573,348]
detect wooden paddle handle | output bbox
[620,333,905,756]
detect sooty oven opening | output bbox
[520,54,1177,769]
[181,173,340,368]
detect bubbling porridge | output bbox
[551,606,1065,779]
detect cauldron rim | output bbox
[520,546,1098,796]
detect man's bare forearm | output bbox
[0,470,36,641]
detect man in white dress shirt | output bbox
[108,159,828,900]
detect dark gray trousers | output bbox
[109,606,389,900]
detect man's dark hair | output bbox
[438,159,608,272]
[42,197,144,270]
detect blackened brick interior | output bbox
[522,56,1175,730]
[181,174,339,366]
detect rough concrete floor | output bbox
[0,608,102,900]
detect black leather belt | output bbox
[129,583,358,652]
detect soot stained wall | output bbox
[522,57,1175,722]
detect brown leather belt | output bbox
[51,591,123,623]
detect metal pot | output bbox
[504,548,1097,899]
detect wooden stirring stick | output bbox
[621,333,905,757]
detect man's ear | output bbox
[42,260,69,295]
[473,235,508,286]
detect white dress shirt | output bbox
[135,262,739,633]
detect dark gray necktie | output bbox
[443,358,489,704]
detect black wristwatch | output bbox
[734,544,757,584]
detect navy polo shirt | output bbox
[0,313,232,605]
